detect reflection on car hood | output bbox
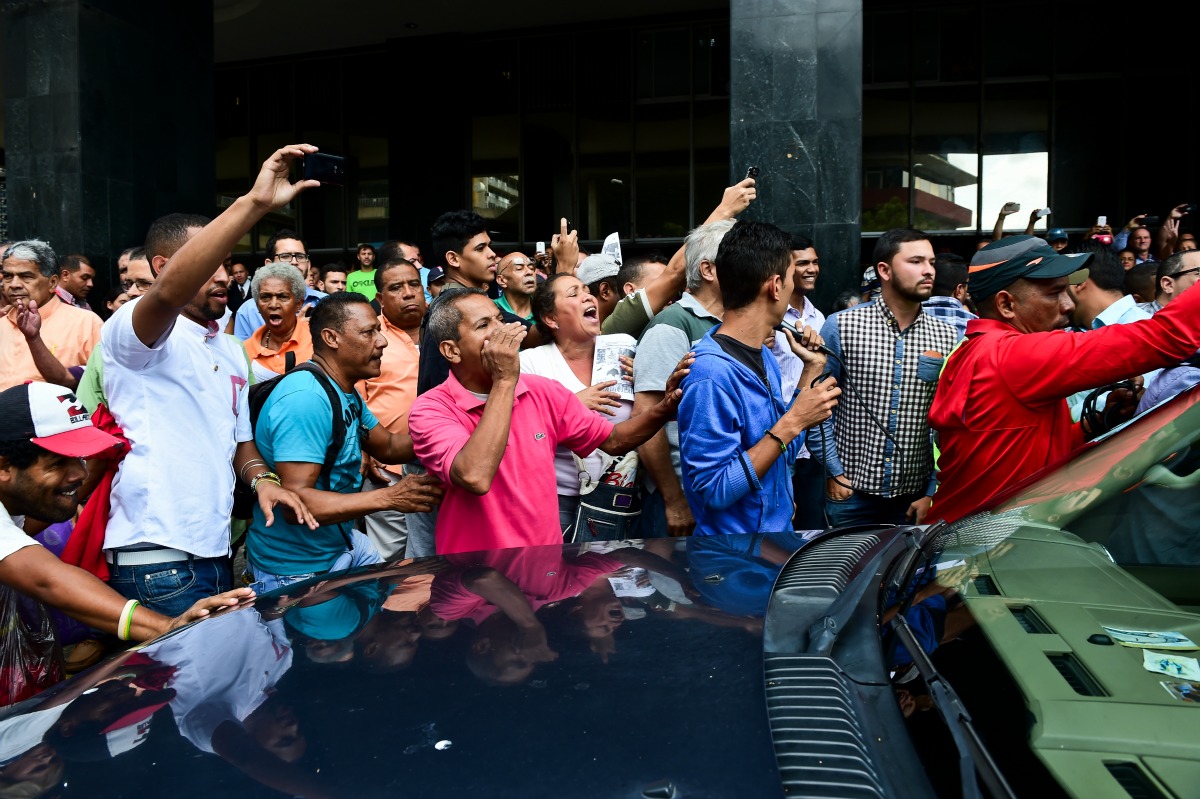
[0,535,818,798]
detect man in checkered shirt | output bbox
[808,228,957,527]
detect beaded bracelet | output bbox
[250,472,282,493]
[764,430,786,453]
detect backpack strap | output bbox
[284,350,296,373]
[245,361,358,550]
[294,362,355,550]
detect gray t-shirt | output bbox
[633,294,720,492]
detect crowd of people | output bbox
[2,144,1199,689]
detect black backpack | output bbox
[231,361,354,530]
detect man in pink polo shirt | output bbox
[409,290,687,554]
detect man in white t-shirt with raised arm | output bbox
[101,145,320,616]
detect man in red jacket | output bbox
[929,235,1200,523]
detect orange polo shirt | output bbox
[243,318,314,380]
[359,313,419,473]
[1,295,102,390]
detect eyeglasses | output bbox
[1170,267,1200,280]
[274,252,310,263]
[121,278,154,292]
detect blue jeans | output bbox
[403,462,439,558]
[108,556,233,618]
[824,489,925,528]
[632,489,670,539]
[246,530,383,595]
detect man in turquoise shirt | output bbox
[245,293,444,591]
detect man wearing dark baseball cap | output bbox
[927,235,1200,523]
[0,382,253,655]
[425,264,448,299]
[1045,227,1069,252]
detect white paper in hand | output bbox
[592,334,636,401]
[601,232,623,267]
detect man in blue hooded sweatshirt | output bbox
[678,220,842,535]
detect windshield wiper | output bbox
[889,521,949,626]
[891,614,1017,799]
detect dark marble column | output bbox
[730,0,862,313]
[3,0,214,286]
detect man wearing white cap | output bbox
[0,381,253,645]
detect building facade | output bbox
[2,0,1196,309]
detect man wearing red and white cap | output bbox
[0,381,253,649]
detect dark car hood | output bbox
[0,535,814,798]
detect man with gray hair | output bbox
[243,261,311,381]
[409,289,687,554]
[630,219,733,538]
[1,239,102,390]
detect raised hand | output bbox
[248,144,321,212]
[710,178,757,221]
[481,322,527,383]
[1124,213,1148,231]
[14,299,42,340]
[550,217,579,274]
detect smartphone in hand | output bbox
[303,153,347,186]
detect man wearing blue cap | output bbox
[1046,228,1069,252]
[928,235,1200,523]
